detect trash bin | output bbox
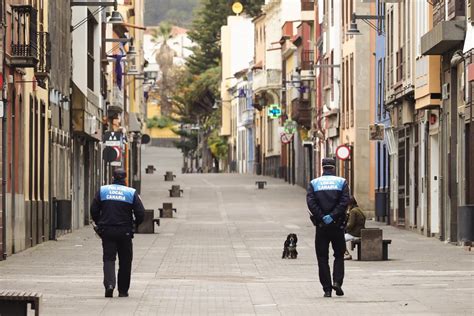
[55,200,72,230]
[458,205,474,242]
[375,191,388,217]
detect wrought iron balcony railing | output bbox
[301,50,314,71]
[10,5,38,68]
[35,32,51,79]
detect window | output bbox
[377,59,383,121]
[87,11,97,90]
[331,0,334,26]
[34,97,39,201]
[350,53,354,127]
[377,142,381,189]
[267,118,273,151]
[341,57,345,129]
[331,50,334,101]
[29,95,34,201]
[40,101,46,200]
[377,2,385,35]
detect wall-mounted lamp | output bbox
[71,0,124,30]
[347,12,384,36]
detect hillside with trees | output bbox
[144,0,199,27]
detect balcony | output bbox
[252,69,281,93]
[291,99,312,129]
[35,32,51,86]
[10,5,38,68]
[421,20,465,55]
[301,50,314,71]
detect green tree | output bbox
[172,0,264,171]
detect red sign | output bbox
[280,133,293,144]
[336,145,351,160]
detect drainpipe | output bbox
[449,50,464,242]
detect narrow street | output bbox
[0,147,472,315]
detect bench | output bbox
[0,290,42,316]
[350,239,392,261]
[255,181,267,189]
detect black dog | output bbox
[282,233,298,259]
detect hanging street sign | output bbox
[336,145,351,160]
[267,104,282,119]
[283,119,298,135]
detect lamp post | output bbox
[347,12,385,36]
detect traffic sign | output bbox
[103,132,123,166]
[267,104,282,119]
[336,145,351,160]
[283,120,298,135]
[280,132,293,144]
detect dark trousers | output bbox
[315,226,345,292]
[102,228,133,294]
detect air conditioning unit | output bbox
[400,100,414,125]
[442,83,450,100]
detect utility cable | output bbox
[71,6,105,32]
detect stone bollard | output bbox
[164,171,176,181]
[145,165,156,174]
[169,185,183,197]
[255,181,267,189]
[159,202,177,218]
[136,209,160,233]
[360,228,383,261]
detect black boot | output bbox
[324,291,332,297]
[332,283,344,296]
[105,285,114,298]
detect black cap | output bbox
[322,157,336,168]
[113,168,126,180]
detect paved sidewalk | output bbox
[0,147,473,315]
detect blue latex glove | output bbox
[322,215,334,225]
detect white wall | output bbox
[228,16,254,75]
[329,0,341,111]
[72,7,88,94]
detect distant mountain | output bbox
[144,0,200,27]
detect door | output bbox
[397,128,410,225]
[429,134,440,234]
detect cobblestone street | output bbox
[0,147,473,315]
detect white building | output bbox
[221,15,254,173]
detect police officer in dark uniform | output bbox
[306,158,350,297]
[90,169,145,298]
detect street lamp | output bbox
[71,0,124,31]
[347,12,384,36]
[126,38,139,76]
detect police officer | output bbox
[91,169,145,298]
[306,158,350,297]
